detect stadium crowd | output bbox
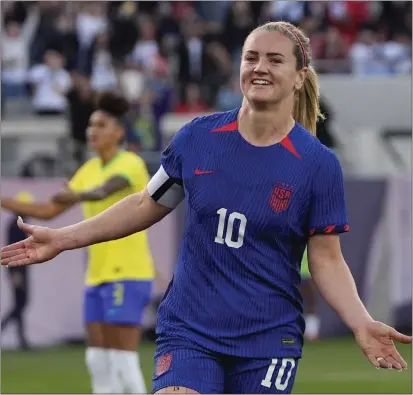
[2,1,412,151]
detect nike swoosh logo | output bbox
[195,168,215,175]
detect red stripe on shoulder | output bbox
[211,120,238,133]
[280,136,301,159]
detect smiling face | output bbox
[240,29,307,107]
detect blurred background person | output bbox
[1,91,155,394]
[1,5,39,100]
[27,49,72,116]
[174,82,210,113]
[66,71,95,165]
[1,191,35,351]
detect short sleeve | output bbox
[147,121,193,208]
[160,121,192,180]
[307,151,350,236]
[109,155,149,192]
[68,163,88,192]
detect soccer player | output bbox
[1,92,154,394]
[301,248,320,341]
[2,22,411,394]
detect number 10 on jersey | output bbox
[215,208,247,249]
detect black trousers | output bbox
[1,267,29,348]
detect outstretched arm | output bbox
[1,176,131,219]
[308,234,372,330]
[308,234,411,370]
[58,188,172,251]
[1,199,72,220]
[0,170,180,267]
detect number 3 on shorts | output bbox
[261,358,296,391]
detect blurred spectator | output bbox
[51,13,79,71]
[107,2,139,61]
[193,1,230,35]
[1,6,39,98]
[223,1,255,60]
[379,31,412,75]
[133,88,157,150]
[75,2,107,49]
[349,26,411,75]
[1,191,35,351]
[2,1,28,25]
[89,32,117,92]
[349,29,382,75]
[1,0,411,143]
[27,49,72,115]
[127,16,160,72]
[29,2,64,65]
[130,64,173,150]
[313,26,350,74]
[156,3,180,40]
[66,71,94,164]
[177,14,206,96]
[326,1,372,45]
[377,1,412,40]
[216,75,243,112]
[159,33,180,79]
[265,1,305,25]
[175,83,210,113]
[75,2,107,73]
[204,41,233,102]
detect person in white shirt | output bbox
[90,32,117,92]
[27,50,72,115]
[1,8,39,98]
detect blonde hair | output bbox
[246,21,324,135]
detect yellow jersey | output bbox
[69,151,155,286]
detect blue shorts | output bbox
[84,280,152,325]
[152,336,299,394]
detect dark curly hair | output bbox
[95,91,130,120]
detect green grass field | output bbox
[1,336,411,394]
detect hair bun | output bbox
[95,91,130,118]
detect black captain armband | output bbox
[147,166,184,209]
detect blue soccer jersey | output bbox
[148,108,349,359]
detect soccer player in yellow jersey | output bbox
[1,92,154,394]
[301,247,320,341]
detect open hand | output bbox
[354,320,412,370]
[1,217,64,266]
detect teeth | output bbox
[252,79,271,85]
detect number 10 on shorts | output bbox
[261,358,296,391]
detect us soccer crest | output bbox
[270,183,293,213]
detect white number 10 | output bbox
[261,358,296,391]
[214,208,247,249]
